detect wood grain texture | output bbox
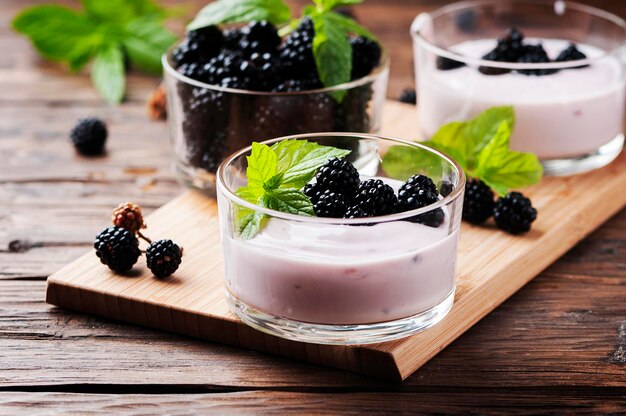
[3,0,626,412]
[44,103,626,381]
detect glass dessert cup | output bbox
[163,52,389,196]
[411,0,626,176]
[216,133,465,345]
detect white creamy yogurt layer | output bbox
[223,178,459,325]
[418,39,625,159]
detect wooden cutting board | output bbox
[45,101,626,381]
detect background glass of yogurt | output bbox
[411,0,626,176]
[216,133,465,345]
[163,52,389,196]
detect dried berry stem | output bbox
[137,231,152,244]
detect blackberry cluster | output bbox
[556,43,588,68]
[354,179,398,217]
[494,192,537,234]
[173,18,383,175]
[478,27,588,76]
[70,117,108,156]
[462,179,495,225]
[146,239,184,278]
[94,203,184,277]
[350,36,382,79]
[314,190,348,218]
[94,227,141,272]
[303,161,445,227]
[397,175,444,227]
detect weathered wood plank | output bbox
[1,390,626,415]
[2,261,625,388]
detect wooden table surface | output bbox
[2,0,626,414]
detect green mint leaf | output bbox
[236,185,263,202]
[188,0,291,30]
[424,121,467,167]
[246,142,278,189]
[463,106,514,169]
[325,11,377,41]
[312,13,352,92]
[381,145,443,183]
[262,189,315,216]
[271,139,319,172]
[238,209,266,240]
[474,122,542,195]
[123,17,176,74]
[91,44,125,104]
[263,173,284,191]
[82,0,165,23]
[281,144,350,187]
[12,5,99,62]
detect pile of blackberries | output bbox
[304,157,448,228]
[171,20,383,175]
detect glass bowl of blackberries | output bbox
[163,18,389,195]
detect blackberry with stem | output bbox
[94,226,141,272]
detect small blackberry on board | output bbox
[94,226,141,272]
[494,192,537,235]
[146,239,183,278]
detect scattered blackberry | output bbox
[440,181,454,197]
[479,27,525,75]
[146,239,183,278]
[173,26,223,67]
[303,182,324,205]
[517,44,558,76]
[279,17,317,80]
[94,226,141,272]
[315,157,360,197]
[344,205,368,219]
[397,179,444,227]
[313,190,347,218]
[350,36,382,79]
[462,179,495,224]
[399,88,416,104]
[556,43,588,69]
[239,21,281,54]
[112,202,146,233]
[70,117,108,155]
[436,56,465,71]
[494,192,537,235]
[399,174,438,196]
[354,179,397,216]
[239,52,279,90]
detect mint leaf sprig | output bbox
[382,107,543,196]
[188,0,379,93]
[12,0,177,104]
[235,140,350,239]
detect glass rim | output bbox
[410,0,626,71]
[162,49,390,96]
[216,133,466,226]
